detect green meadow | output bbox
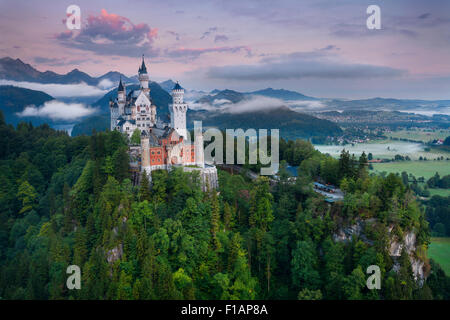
[428,188,450,197]
[428,238,450,275]
[371,161,450,180]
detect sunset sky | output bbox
[1,0,450,99]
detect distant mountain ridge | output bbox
[248,88,318,101]
[196,89,247,105]
[1,57,448,138]
[0,57,134,86]
[195,88,317,106]
[159,79,177,92]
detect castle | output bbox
[109,56,218,190]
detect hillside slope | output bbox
[189,106,342,139]
[0,85,54,125]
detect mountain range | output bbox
[0,57,134,85]
[247,88,318,101]
[0,56,448,138]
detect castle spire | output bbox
[139,54,147,74]
[118,76,124,92]
[173,81,182,90]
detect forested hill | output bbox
[0,110,449,300]
[188,106,342,140]
[0,85,54,125]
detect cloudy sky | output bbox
[1,0,450,99]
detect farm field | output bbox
[428,237,450,275]
[315,140,450,161]
[428,188,450,197]
[370,161,450,180]
[385,129,450,143]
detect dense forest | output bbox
[0,110,449,300]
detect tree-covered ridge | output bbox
[0,85,54,125]
[0,110,448,300]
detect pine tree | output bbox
[73,228,88,267]
[113,146,129,182]
[16,180,37,214]
[139,171,151,201]
[339,149,351,178]
[223,202,235,231]
[210,191,221,251]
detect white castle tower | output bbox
[109,77,125,130]
[169,82,188,140]
[138,55,150,97]
[117,77,126,115]
[110,105,119,130]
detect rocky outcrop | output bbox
[389,230,425,284]
[332,218,375,245]
[106,243,123,264]
[334,220,426,285]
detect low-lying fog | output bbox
[314,141,436,160]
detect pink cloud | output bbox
[55,9,158,57]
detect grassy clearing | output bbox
[428,237,450,275]
[428,188,450,197]
[371,161,450,180]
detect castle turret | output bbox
[138,55,150,96]
[169,82,188,140]
[109,99,119,131]
[117,77,126,115]
[141,131,151,175]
